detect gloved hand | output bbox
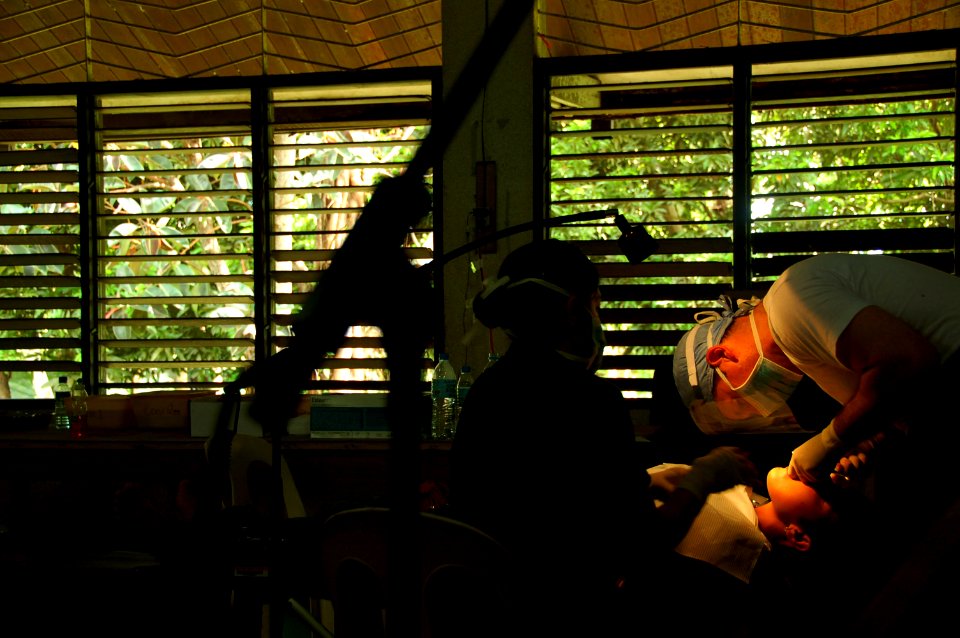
[829,426,902,486]
[677,447,757,501]
[647,464,691,497]
[789,420,844,484]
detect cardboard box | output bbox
[131,391,217,431]
[81,395,135,430]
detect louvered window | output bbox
[267,81,434,392]
[544,37,957,420]
[0,96,81,399]
[750,53,956,279]
[0,73,434,399]
[96,89,255,393]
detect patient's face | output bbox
[766,466,832,523]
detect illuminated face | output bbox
[766,466,833,524]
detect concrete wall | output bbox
[438,0,538,374]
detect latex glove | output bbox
[789,420,843,484]
[830,428,894,486]
[678,447,757,501]
[647,464,691,497]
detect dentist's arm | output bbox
[789,305,939,483]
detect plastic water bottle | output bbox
[69,378,89,436]
[484,352,500,373]
[50,375,71,431]
[454,365,474,428]
[430,353,457,440]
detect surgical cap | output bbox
[672,296,759,410]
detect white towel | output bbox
[649,464,771,583]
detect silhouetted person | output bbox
[450,239,758,637]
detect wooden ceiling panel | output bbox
[394,4,429,32]
[594,1,628,28]
[559,0,599,21]
[602,27,635,53]
[282,12,330,43]
[378,32,413,64]
[405,20,440,56]
[623,2,657,29]
[85,0,262,81]
[0,0,956,84]
[357,40,391,68]
[271,0,339,22]
[264,0,440,71]
[627,25,662,51]
[687,5,723,37]
[0,0,84,83]
[368,15,402,42]
[568,19,605,53]
[652,0,685,23]
[331,39,370,69]
[331,0,365,24]
[538,0,960,55]
[715,2,739,30]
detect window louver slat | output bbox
[0,97,83,394]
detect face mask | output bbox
[556,299,605,373]
[586,311,606,373]
[689,398,801,435]
[714,312,802,416]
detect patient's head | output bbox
[755,466,838,552]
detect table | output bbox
[0,428,451,526]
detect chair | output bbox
[203,431,306,520]
[315,506,516,638]
[198,400,310,638]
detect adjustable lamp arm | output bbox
[431,209,658,269]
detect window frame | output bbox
[0,69,440,398]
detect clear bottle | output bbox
[430,353,457,440]
[453,364,474,430]
[69,378,89,436]
[50,375,71,431]
[484,352,501,373]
